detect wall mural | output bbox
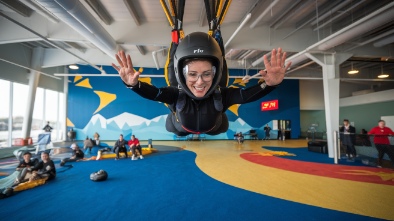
[67,66,300,141]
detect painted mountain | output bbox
[73,112,271,140]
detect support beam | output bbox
[85,0,113,25]
[305,53,351,158]
[0,0,33,17]
[124,0,141,26]
[21,47,44,139]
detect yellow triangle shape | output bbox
[228,104,240,116]
[73,75,83,83]
[66,118,75,127]
[139,77,152,85]
[93,91,117,114]
[75,78,92,89]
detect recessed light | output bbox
[377,74,389,78]
[348,70,359,74]
[69,64,79,70]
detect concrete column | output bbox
[63,66,69,141]
[8,83,13,146]
[305,53,351,158]
[21,47,44,139]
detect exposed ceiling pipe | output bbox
[225,13,251,49]
[316,2,394,51]
[345,29,394,51]
[310,0,352,26]
[284,2,394,67]
[282,0,352,40]
[373,35,394,47]
[35,0,119,60]
[269,0,302,28]
[20,0,59,23]
[0,11,103,72]
[313,0,367,31]
[249,0,281,29]
[285,61,315,75]
[0,58,61,80]
[152,48,167,70]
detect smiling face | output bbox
[378,121,385,128]
[184,60,214,98]
[23,153,31,163]
[41,152,49,162]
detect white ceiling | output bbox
[0,0,393,91]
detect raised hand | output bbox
[259,48,291,86]
[112,51,140,86]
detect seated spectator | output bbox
[14,152,39,185]
[93,132,100,146]
[60,143,84,166]
[33,152,56,181]
[128,135,143,160]
[235,132,244,144]
[83,136,94,153]
[114,134,128,160]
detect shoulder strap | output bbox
[213,87,223,112]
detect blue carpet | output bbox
[263,146,373,167]
[0,150,380,220]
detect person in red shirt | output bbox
[128,135,143,160]
[368,120,394,168]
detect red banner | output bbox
[261,100,279,111]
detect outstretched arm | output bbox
[112,51,140,87]
[223,48,291,107]
[112,51,178,104]
[260,48,291,86]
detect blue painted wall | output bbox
[67,65,300,140]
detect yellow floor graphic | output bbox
[155,140,394,220]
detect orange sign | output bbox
[261,100,278,111]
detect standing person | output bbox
[264,124,271,140]
[368,120,394,168]
[112,32,291,136]
[14,152,39,185]
[35,152,56,180]
[339,119,357,160]
[128,135,143,160]
[42,121,53,132]
[114,134,128,160]
[60,143,84,166]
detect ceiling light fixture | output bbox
[378,65,389,78]
[69,64,79,70]
[347,62,359,74]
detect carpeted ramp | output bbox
[0,150,380,220]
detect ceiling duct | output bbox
[35,0,119,59]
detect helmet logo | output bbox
[194,48,204,53]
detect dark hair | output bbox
[132,135,135,137]
[343,119,349,122]
[120,134,123,137]
[41,152,49,156]
[23,152,31,156]
[378,120,385,123]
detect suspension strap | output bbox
[160,0,175,27]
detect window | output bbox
[45,89,59,140]
[31,88,44,142]
[0,80,10,147]
[12,82,28,140]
